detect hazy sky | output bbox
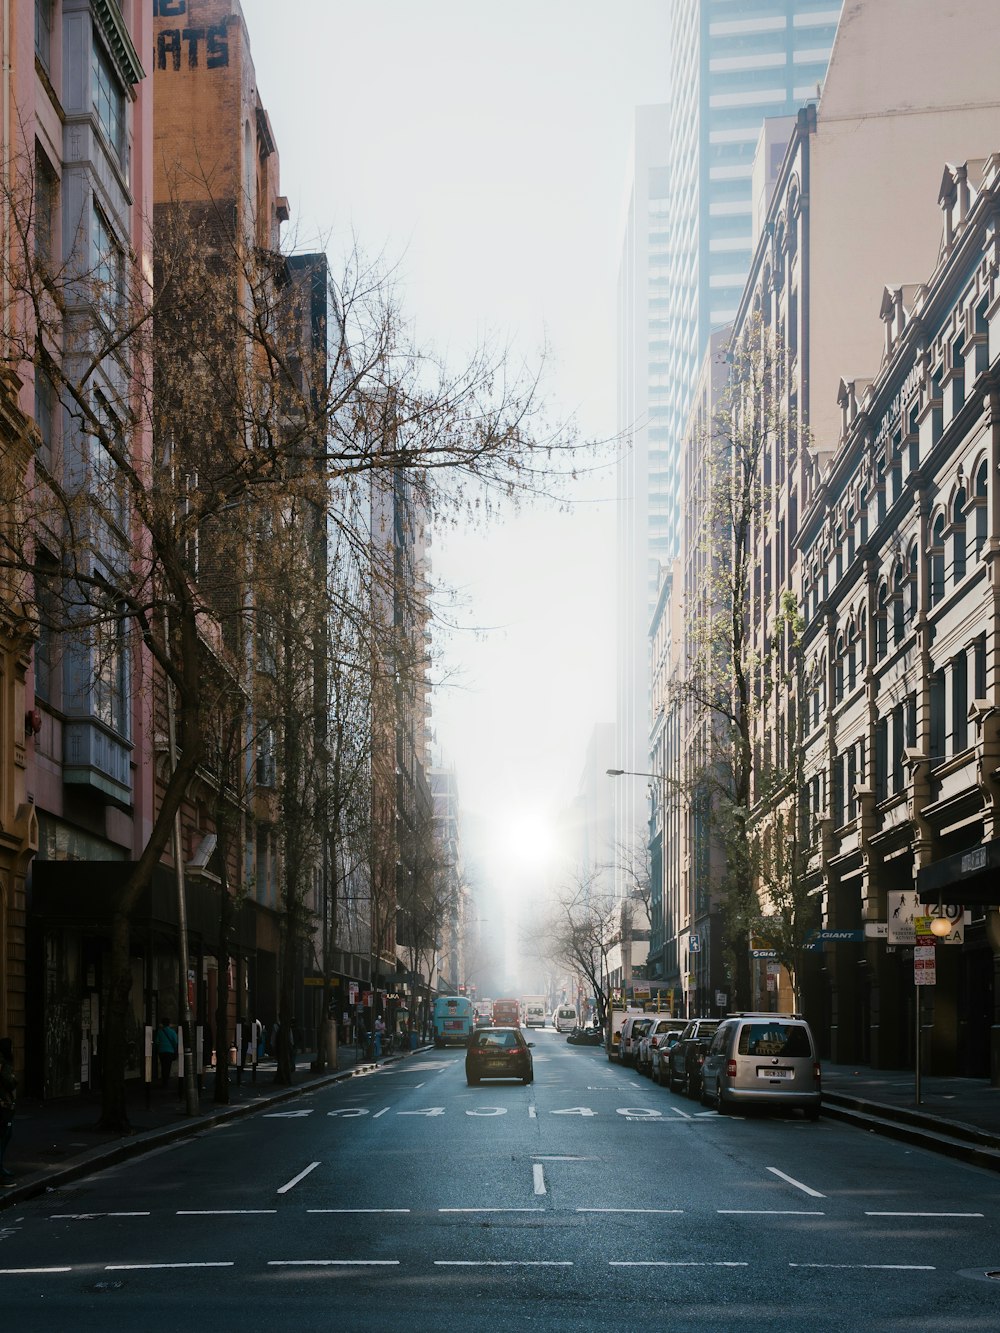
[240,0,671,885]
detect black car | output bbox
[466,1026,534,1085]
[668,1018,721,1098]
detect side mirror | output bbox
[527,1042,535,1048]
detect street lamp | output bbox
[606,768,666,783]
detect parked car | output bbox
[700,1012,821,1118]
[554,1005,579,1033]
[636,1017,686,1078]
[618,1014,654,1068]
[668,1018,721,1097]
[652,1029,685,1084]
[566,1025,604,1046]
[466,1026,534,1086]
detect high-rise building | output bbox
[662,2,840,541]
[615,2,839,903]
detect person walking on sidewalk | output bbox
[0,1037,16,1182]
[155,1019,178,1087]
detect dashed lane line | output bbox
[105,1262,235,1271]
[533,1164,547,1196]
[718,1210,824,1216]
[268,1259,399,1267]
[307,1209,410,1214]
[864,1211,984,1218]
[177,1210,276,1216]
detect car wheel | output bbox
[714,1082,729,1115]
[700,1077,714,1108]
[668,1067,679,1093]
[805,1105,821,1122]
[467,1076,479,1086]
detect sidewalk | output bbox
[0,1039,416,1210]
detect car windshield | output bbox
[738,1024,812,1058]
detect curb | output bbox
[821,1094,1000,1173]
[0,1052,415,1211]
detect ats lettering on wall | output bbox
[154,0,229,70]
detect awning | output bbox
[917,837,1000,905]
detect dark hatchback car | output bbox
[466,1026,534,1085]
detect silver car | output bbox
[701,1013,821,1119]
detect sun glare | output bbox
[503,811,558,870]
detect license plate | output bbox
[757,1067,792,1080]
[486,1059,509,1070]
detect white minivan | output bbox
[554,1005,578,1033]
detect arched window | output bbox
[835,635,845,703]
[876,584,888,659]
[892,563,905,645]
[975,460,988,557]
[953,488,967,583]
[908,543,919,622]
[930,514,946,605]
[847,623,857,693]
[857,609,867,674]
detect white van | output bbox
[554,1005,578,1033]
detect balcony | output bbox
[63,719,132,806]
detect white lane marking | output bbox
[611,1261,747,1267]
[263,1110,313,1119]
[767,1167,825,1198]
[719,1210,824,1216]
[409,1083,425,1089]
[50,1213,150,1219]
[268,1260,399,1267]
[789,1263,935,1271]
[864,1211,984,1218]
[669,1107,693,1120]
[105,1262,234,1271]
[327,1109,369,1118]
[277,1161,320,1194]
[0,1267,72,1274]
[534,1156,593,1161]
[528,1105,537,1118]
[372,1108,390,1119]
[467,1107,508,1117]
[177,1210,276,1216]
[533,1164,546,1196]
[577,1208,682,1215]
[435,1261,572,1267]
[307,1209,410,1214]
[398,1107,446,1116]
[438,1208,544,1214]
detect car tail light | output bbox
[726,1059,737,1078]
[813,1062,822,1084]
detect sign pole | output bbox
[914,982,921,1106]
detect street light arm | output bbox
[606,767,667,783]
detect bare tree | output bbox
[543,876,619,1032]
[0,150,580,1128]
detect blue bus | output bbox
[433,995,474,1047]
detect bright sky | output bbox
[240,0,671,888]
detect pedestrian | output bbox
[0,1037,16,1181]
[154,1018,178,1087]
[374,1014,385,1059]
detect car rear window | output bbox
[737,1023,812,1057]
[477,1031,522,1049]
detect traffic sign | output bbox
[887,890,923,945]
[689,934,701,953]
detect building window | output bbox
[92,393,127,529]
[975,633,987,701]
[33,550,59,704]
[35,0,53,70]
[92,38,125,163]
[892,565,905,645]
[92,203,124,313]
[975,461,988,557]
[34,145,58,268]
[929,515,946,606]
[875,585,888,660]
[94,611,128,736]
[35,367,55,468]
[952,650,968,753]
[256,722,276,788]
[929,669,946,764]
[952,489,967,583]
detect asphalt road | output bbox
[3,1028,1000,1331]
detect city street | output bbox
[2,1029,1000,1331]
